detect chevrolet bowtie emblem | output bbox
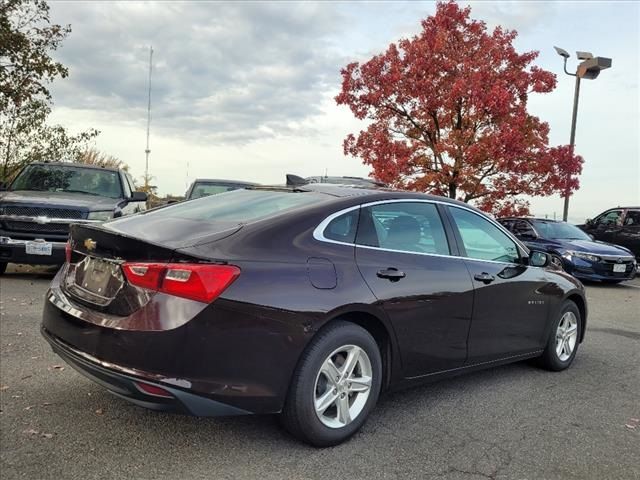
[84,238,97,251]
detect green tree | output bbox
[0,0,100,182]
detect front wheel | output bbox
[0,262,7,275]
[538,300,581,371]
[280,321,382,447]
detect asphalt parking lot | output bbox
[1,264,638,480]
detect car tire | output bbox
[538,300,581,371]
[0,262,7,275]
[280,320,382,447]
[550,254,564,271]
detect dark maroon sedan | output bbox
[41,185,587,446]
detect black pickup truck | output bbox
[0,162,147,274]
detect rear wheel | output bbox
[280,321,382,447]
[538,300,581,371]
[0,262,7,275]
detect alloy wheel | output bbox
[313,345,373,429]
[555,311,578,361]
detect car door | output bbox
[618,209,640,257]
[354,201,474,377]
[446,206,551,363]
[586,209,624,244]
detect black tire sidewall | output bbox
[286,322,382,447]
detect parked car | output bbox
[578,207,640,259]
[0,162,147,274]
[499,217,637,284]
[185,178,258,200]
[42,185,587,446]
[305,175,387,187]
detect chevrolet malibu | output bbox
[41,185,587,446]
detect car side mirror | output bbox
[131,191,148,202]
[529,251,550,268]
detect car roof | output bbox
[253,183,483,211]
[499,217,563,223]
[192,179,258,186]
[29,161,121,173]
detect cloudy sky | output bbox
[47,1,639,222]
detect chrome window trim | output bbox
[312,199,529,266]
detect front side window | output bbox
[356,202,450,255]
[449,207,519,263]
[596,210,623,226]
[10,164,123,199]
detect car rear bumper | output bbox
[41,326,251,416]
[0,236,66,265]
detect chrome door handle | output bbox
[473,272,495,284]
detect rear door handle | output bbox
[473,272,495,284]
[377,268,406,281]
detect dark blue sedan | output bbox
[499,218,637,284]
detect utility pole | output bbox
[144,46,153,189]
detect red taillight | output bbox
[65,241,72,263]
[122,262,240,303]
[134,381,174,398]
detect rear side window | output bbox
[143,189,327,224]
[323,209,359,244]
[356,202,450,255]
[512,220,536,237]
[624,210,640,226]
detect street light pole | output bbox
[553,47,611,222]
[563,74,581,222]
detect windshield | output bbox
[10,164,123,199]
[146,188,328,223]
[531,220,591,241]
[188,182,248,200]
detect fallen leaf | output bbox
[41,433,54,439]
[50,365,65,371]
[17,332,23,335]
[630,418,639,422]
[11,395,21,399]
[23,429,39,436]
[24,405,34,411]
[95,408,104,415]
[42,402,52,407]
[20,375,32,380]
[625,424,636,429]
[0,385,9,391]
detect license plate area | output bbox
[26,241,52,256]
[612,264,626,273]
[65,256,125,306]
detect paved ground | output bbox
[1,264,639,480]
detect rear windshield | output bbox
[144,189,327,223]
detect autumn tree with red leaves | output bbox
[336,1,583,216]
